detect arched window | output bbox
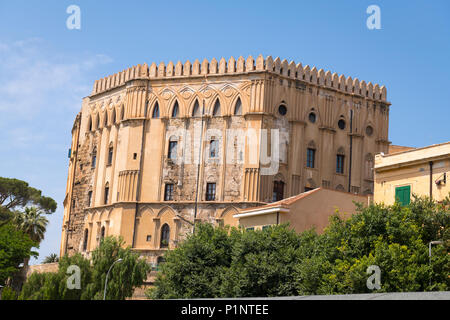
[104,112,109,127]
[272,180,285,202]
[91,147,97,168]
[107,144,113,165]
[192,100,201,117]
[152,102,160,118]
[100,226,105,241]
[96,114,100,130]
[83,229,89,251]
[365,154,374,179]
[213,99,221,116]
[234,98,242,115]
[104,182,109,204]
[160,224,170,248]
[172,101,179,118]
[88,116,93,131]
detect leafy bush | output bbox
[151,195,449,298]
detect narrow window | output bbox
[206,183,216,201]
[336,154,345,174]
[91,148,97,168]
[164,184,174,201]
[160,224,170,248]
[107,146,113,165]
[192,100,201,117]
[306,148,315,168]
[213,99,221,116]
[100,226,105,241]
[172,101,179,118]
[104,184,109,204]
[272,181,284,202]
[210,139,218,158]
[87,190,93,207]
[168,140,177,160]
[152,102,160,118]
[234,98,242,115]
[111,109,116,124]
[83,229,89,252]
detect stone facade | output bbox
[61,55,390,265]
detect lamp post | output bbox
[428,240,443,288]
[103,258,123,300]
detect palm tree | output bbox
[43,253,59,264]
[14,207,48,243]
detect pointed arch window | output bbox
[172,101,179,118]
[107,144,114,165]
[160,224,170,248]
[192,100,201,117]
[213,99,221,116]
[83,229,89,251]
[234,98,242,115]
[104,182,110,205]
[91,147,97,168]
[365,154,374,180]
[272,181,285,202]
[152,102,160,118]
[104,112,109,127]
[96,114,100,129]
[88,116,93,131]
[100,226,105,241]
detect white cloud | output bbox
[0,38,112,117]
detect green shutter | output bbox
[395,186,411,206]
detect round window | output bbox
[338,119,346,130]
[278,105,287,116]
[308,112,316,123]
[366,125,373,136]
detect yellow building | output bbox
[234,188,368,234]
[61,54,390,265]
[374,141,450,205]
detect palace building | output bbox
[60,55,390,265]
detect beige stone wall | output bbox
[61,55,390,262]
[374,142,450,205]
[26,263,59,278]
[237,189,368,234]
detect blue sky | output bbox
[0,0,449,264]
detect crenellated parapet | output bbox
[90,55,388,102]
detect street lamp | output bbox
[428,240,444,288]
[103,258,123,300]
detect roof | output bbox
[375,141,450,170]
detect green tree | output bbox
[19,253,92,300]
[14,207,49,243]
[220,225,302,297]
[43,253,59,264]
[150,223,236,299]
[302,197,449,294]
[151,196,449,298]
[0,177,57,225]
[1,286,18,300]
[82,236,150,300]
[0,223,36,285]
